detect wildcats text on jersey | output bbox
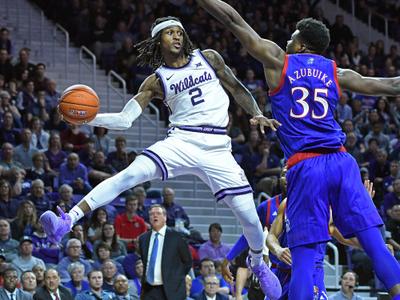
[288,68,333,88]
[170,71,213,94]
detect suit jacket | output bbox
[194,291,229,300]
[139,228,192,300]
[33,286,73,300]
[0,288,33,300]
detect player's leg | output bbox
[355,227,400,297]
[40,155,161,242]
[224,194,281,300]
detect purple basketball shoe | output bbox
[39,207,72,243]
[247,257,282,300]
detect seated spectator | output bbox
[383,178,400,218]
[128,259,142,297]
[113,274,139,300]
[16,80,48,124]
[31,221,60,265]
[85,208,108,243]
[194,274,228,300]
[383,160,400,194]
[0,91,22,127]
[88,151,116,187]
[55,184,74,211]
[114,195,147,252]
[0,218,19,262]
[0,48,13,82]
[13,48,35,80]
[44,132,67,172]
[100,260,118,292]
[32,264,45,289]
[30,117,49,151]
[21,270,37,295]
[132,186,148,220]
[336,93,353,124]
[11,236,46,277]
[198,223,230,263]
[344,132,362,162]
[60,124,88,153]
[13,128,38,169]
[364,121,391,153]
[75,270,113,300]
[106,136,129,172]
[190,258,229,298]
[91,127,111,156]
[59,153,92,195]
[44,80,60,111]
[162,187,190,231]
[91,243,124,275]
[25,152,54,191]
[33,63,49,92]
[0,179,19,222]
[0,142,24,171]
[63,224,93,260]
[78,138,96,167]
[1,267,33,300]
[93,223,127,260]
[386,204,400,261]
[34,268,73,300]
[63,262,90,297]
[44,107,66,132]
[10,200,37,240]
[328,271,362,300]
[26,179,52,217]
[0,112,20,145]
[57,239,92,283]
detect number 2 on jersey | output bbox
[189,87,205,106]
[290,87,328,119]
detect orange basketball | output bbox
[58,84,100,125]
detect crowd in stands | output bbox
[0,0,399,298]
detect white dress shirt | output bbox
[146,225,166,285]
[50,289,61,300]
[5,289,17,300]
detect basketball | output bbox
[58,84,100,125]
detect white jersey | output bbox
[155,49,229,127]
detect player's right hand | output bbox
[250,115,281,134]
[277,247,292,266]
[221,258,234,284]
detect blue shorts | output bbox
[286,152,383,248]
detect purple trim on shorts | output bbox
[176,125,227,135]
[215,185,253,201]
[142,149,168,181]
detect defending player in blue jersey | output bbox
[194,1,400,299]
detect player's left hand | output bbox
[250,115,281,134]
[364,179,375,198]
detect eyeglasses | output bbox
[205,282,219,286]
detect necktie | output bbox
[54,292,60,300]
[146,232,159,284]
[10,294,15,300]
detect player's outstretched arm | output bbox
[266,199,292,266]
[88,74,163,130]
[338,68,400,96]
[202,49,281,133]
[196,0,284,69]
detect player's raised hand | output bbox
[221,258,234,284]
[364,179,375,198]
[277,247,292,266]
[250,115,281,134]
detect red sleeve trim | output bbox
[266,200,272,227]
[269,54,289,96]
[332,60,342,98]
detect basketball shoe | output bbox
[39,207,72,243]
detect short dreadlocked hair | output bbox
[135,16,194,69]
[296,18,330,54]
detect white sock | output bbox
[68,206,84,225]
[249,249,263,267]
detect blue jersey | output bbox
[257,194,283,229]
[269,54,345,159]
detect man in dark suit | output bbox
[112,274,139,300]
[194,275,228,300]
[0,267,33,300]
[33,269,73,300]
[138,204,192,300]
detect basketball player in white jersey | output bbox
[40,16,282,299]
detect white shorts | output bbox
[142,126,252,201]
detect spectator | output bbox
[190,258,229,298]
[56,184,74,212]
[93,223,127,260]
[91,127,111,156]
[242,68,264,95]
[383,160,400,194]
[34,268,73,300]
[16,80,47,124]
[21,271,37,295]
[0,219,19,262]
[32,264,45,289]
[0,179,19,222]
[11,236,46,277]
[100,260,118,292]
[44,108,66,132]
[344,132,362,162]
[32,64,49,93]
[0,91,21,127]
[44,80,60,111]
[336,93,353,124]
[64,224,93,260]
[114,194,147,253]
[198,223,230,263]
[112,274,138,300]
[0,267,32,300]
[57,239,92,283]
[364,121,391,153]
[59,153,92,195]
[75,270,113,300]
[26,179,52,217]
[25,152,54,191]
[91,243,124,276]
[106,136,129,172]
[31,221,60,265]
[10,200,37,240]
[383,178,400,219]
[13,48,35,80]
[63,262,90,298]
[60,124,88,153]
[88,151,116,187]
[85,208,108,244]
[30,117,49,151]
[328,271,362,300]
[114,37,136,86]
[330,15,354,45]
[194,274,228,300]
[0,49,13,82]
[185,275,194,300]
[128,259,142,297]
[132,186,147,220]
[0,113,20,146]
[14,128,38,169]
[386,204,400,261]
[162,187,190,229]
[44,132,67,172]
